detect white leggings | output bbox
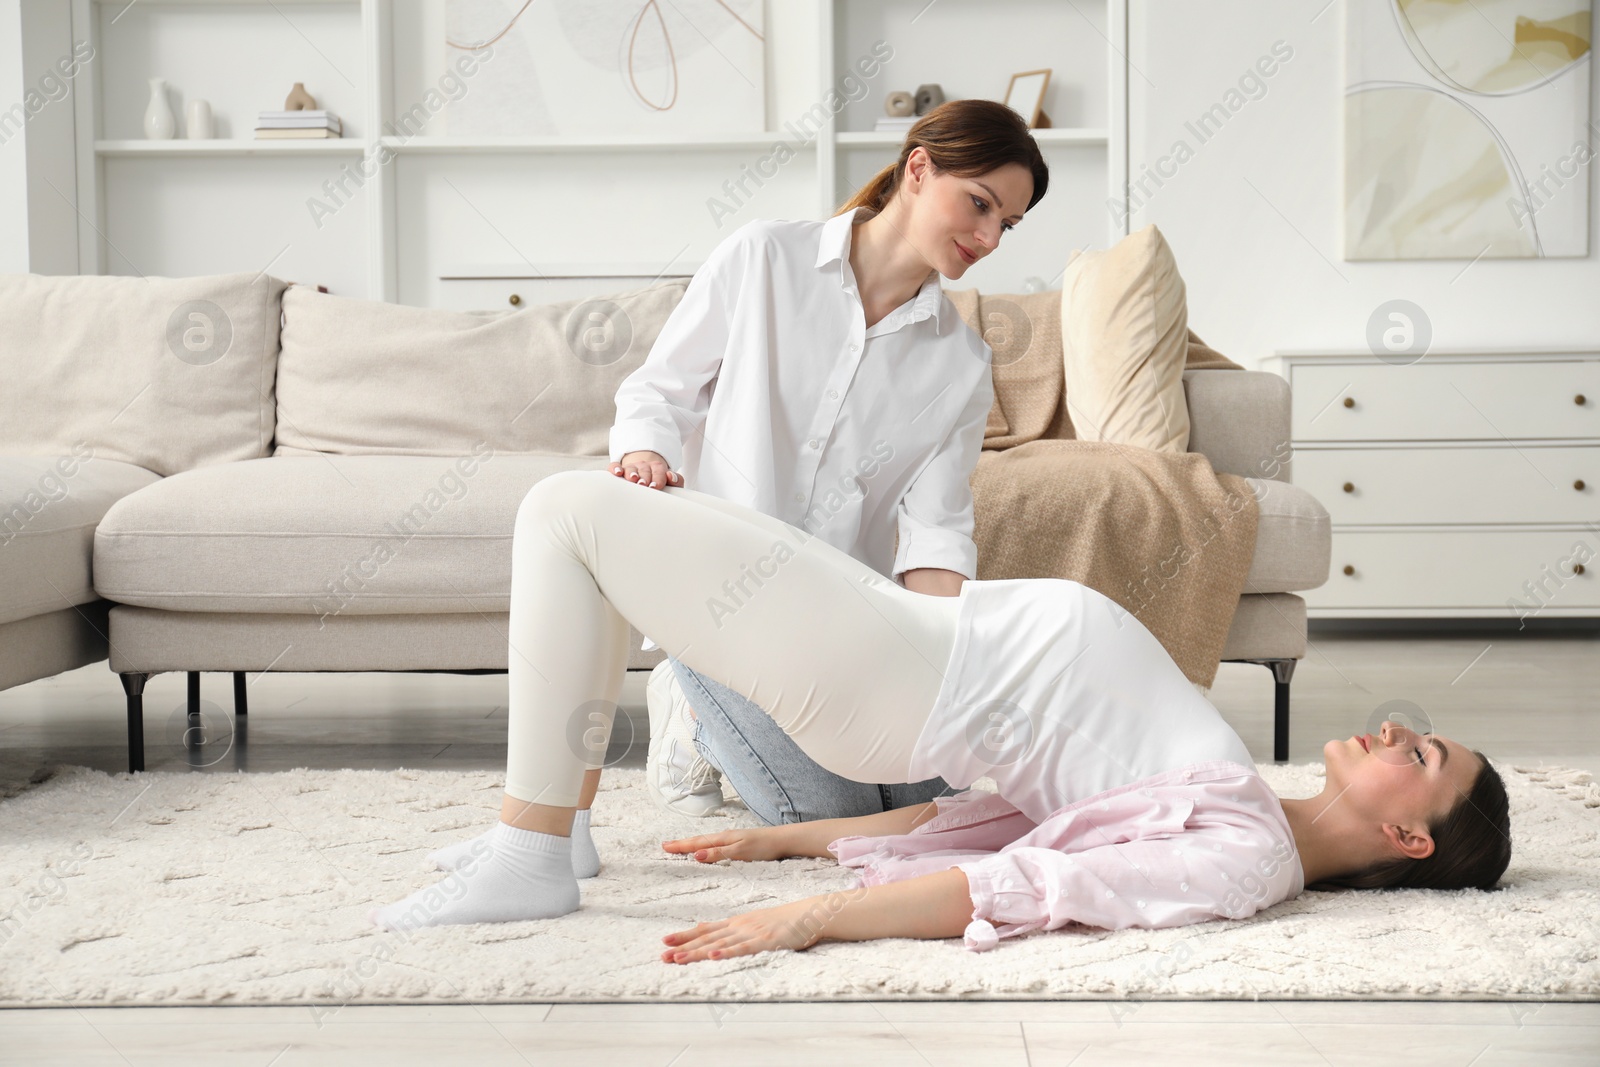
[505,470,963,807]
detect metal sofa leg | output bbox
[1268,659,1296,762]
[186,671,202,755]
[233,671,248,716]
[1236,658,1297,762]
[120,672,149,774]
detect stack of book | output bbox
[255,110,343,139]
[873,115,916,133]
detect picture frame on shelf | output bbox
[1003,68,1052,128]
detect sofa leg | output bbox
[120,672,149,774]
[233,671,248,717]
[1268,659,1296,762]
[186,671,203,754]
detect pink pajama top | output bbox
[826,578,1305,952]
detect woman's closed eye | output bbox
[972,195,1015,233]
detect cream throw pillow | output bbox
[274,279,690,458]
[0,271,288,476]
[1060,223,1190,452]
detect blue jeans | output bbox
[667,656,956,825]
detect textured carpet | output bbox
[0,759,1596,1007]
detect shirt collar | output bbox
[815,205,945,331]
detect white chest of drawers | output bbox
[1267,350,1600,620]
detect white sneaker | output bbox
[645,660,725,817]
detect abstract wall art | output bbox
[1344,0,1593,259]
[442,0,765,137]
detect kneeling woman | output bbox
[372,471,1512,959]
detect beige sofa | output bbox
[0,271,1329,774]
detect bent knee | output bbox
[515,469,620,532]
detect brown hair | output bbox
[835,98,1049,219]
[1309,752,1512,892]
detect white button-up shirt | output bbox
[609,205,995,585]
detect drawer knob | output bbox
[1577,394,1587,406]
[1342,564,1355,576]
[1577,479,1587,491]
[1343,397,1355,408]
[1575,563,1587,576]
[508,293,522,306]
[1342,481,1355,493]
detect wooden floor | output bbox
[1,629,1597,1065]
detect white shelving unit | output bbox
[68,0,1128,305]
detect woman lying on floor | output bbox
[370,470,1512,960]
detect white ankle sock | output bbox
[428,809,599,878]
[570,809,600,879]
[371,821,579,931]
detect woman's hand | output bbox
[660,869,974,964]
[661,825,792,864]
[612,450,682,489]
[661,898,827,963]
[656,895,825,966]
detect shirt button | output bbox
[848,343,859,352]
[794,492,804,502]
[827,390,838,399]
[1104,890,1114,899]
[808,439,820,449]
[1180,882,1189,892]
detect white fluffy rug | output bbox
[1,759,1596,1007]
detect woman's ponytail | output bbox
[834,98,1049,219]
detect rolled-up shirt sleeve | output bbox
[955,831,1298,951]
[891,363,993,582]
[608,227,748,470]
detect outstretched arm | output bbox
[661,868,972,963]
[661,799,945,863]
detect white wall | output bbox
[18,0,77,275]
[0,0,28,272]
[0,0,84,276]
[1127,0,1600,369]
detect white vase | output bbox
[143,78,175,139]
[185,98,213,139]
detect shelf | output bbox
[96,139,366,156]
[836,128,1110,147]
[91,0,356,5]
[97,129,1108,157]
[440,261,700,279]
[377,133,810,154]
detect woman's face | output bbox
[1322,721,1482,858]
[907,151,1033,276]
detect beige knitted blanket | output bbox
[946,289,1258,687]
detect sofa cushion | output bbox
[94,454,607,616]
[1243,477,1331,593]
[0,272,288,477]
[273,279,690,459]
[0,454,163,626]
[1060,223,1191,453]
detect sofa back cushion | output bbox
[273,280,691,458]
[1060,223,1191,453]
[0,272,288,476]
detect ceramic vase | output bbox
[144,77,175,139]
